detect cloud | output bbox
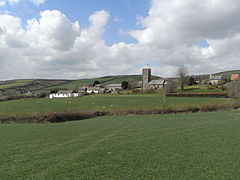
[29,0,45,5]
[1,0,240,80]
[26,10,81,51]
[0,1,6,6]
[0,0,46,6]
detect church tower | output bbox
[142,68,151,90]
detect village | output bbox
[48,67,240,99]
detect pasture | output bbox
[0,94,229,114]
[1,111,240,179]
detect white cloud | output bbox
[29,0,45,5]
[0,0,46,6]
[0,1,6,6]
[1,0,240,80]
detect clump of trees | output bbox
[121,81,129,90]
[93,81,101,87]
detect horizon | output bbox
[0,0,240,80]
[1,69,239,82]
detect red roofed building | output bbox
[231,74,240,81]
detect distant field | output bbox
[0,94,229,114]
[183,85,223,92]
[1,111,240,179]
[0,80,33,89]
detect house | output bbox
[86,87,105,94]
[106,84,122,91]
[209,75,223,84]
[231,74,240,81]
[49,90,80,99]
[78,87,87,93]
[148,80,166,89]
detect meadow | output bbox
[0,94,229,114]
[1,111,240,179]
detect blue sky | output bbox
[0,0,150,45]
[0,0,239,80]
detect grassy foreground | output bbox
[1,111,240,179]
[0,94,229,114]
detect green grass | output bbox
[1,111,240,179]
[0,94,229,114]
[183,85,223,92]
[0,80,33,89]
[214,70,240,79]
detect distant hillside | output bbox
[0,75,160,96]
[213,70,240,79]
[1,69,239,96]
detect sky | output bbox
[0,0,240,80]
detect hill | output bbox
[213,70,240,79]
[0,75,160,96]
[1,69,240,96]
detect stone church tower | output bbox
[142,68,151,90]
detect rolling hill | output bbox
[0,69,239,96]
[0,75,160,96]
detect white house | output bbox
[86,87,105,94]
[209,75,223,84]
[49,90,80,99]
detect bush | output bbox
[207,85,216,90]
[131,89,141,94]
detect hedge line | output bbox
[165,92,229,98]
[1,100,240,123]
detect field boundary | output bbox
[1,100,240,123]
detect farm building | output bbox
[106,84,122,91]
[231,74,240,81]
[209,75,223,84]
[149,80,166,89]
[49,90,80,99]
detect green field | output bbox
[0,80,33,89]
[0,94,229,114]
[1,111,240,179]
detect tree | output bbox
[187,77,196,86]
[227,80,240,98]
[93,81,101,87]
[50,88,59,93]
[121,81,129,90]
[177,65,188,91]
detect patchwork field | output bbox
[1,111,240,179]
[0,94,229,114]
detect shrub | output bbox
[131,89,141,94]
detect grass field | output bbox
[0,80,33,89]
[0,94,229,114]
[1,111,240,179]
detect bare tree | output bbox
[177,65,188,91]
[227,80,240,98]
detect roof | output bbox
[209,76,222,80]
[148,80,165,85]
[231,74,240,81]
[106,84,122,87]
[57,90,74,94]
[87,88,100,91]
